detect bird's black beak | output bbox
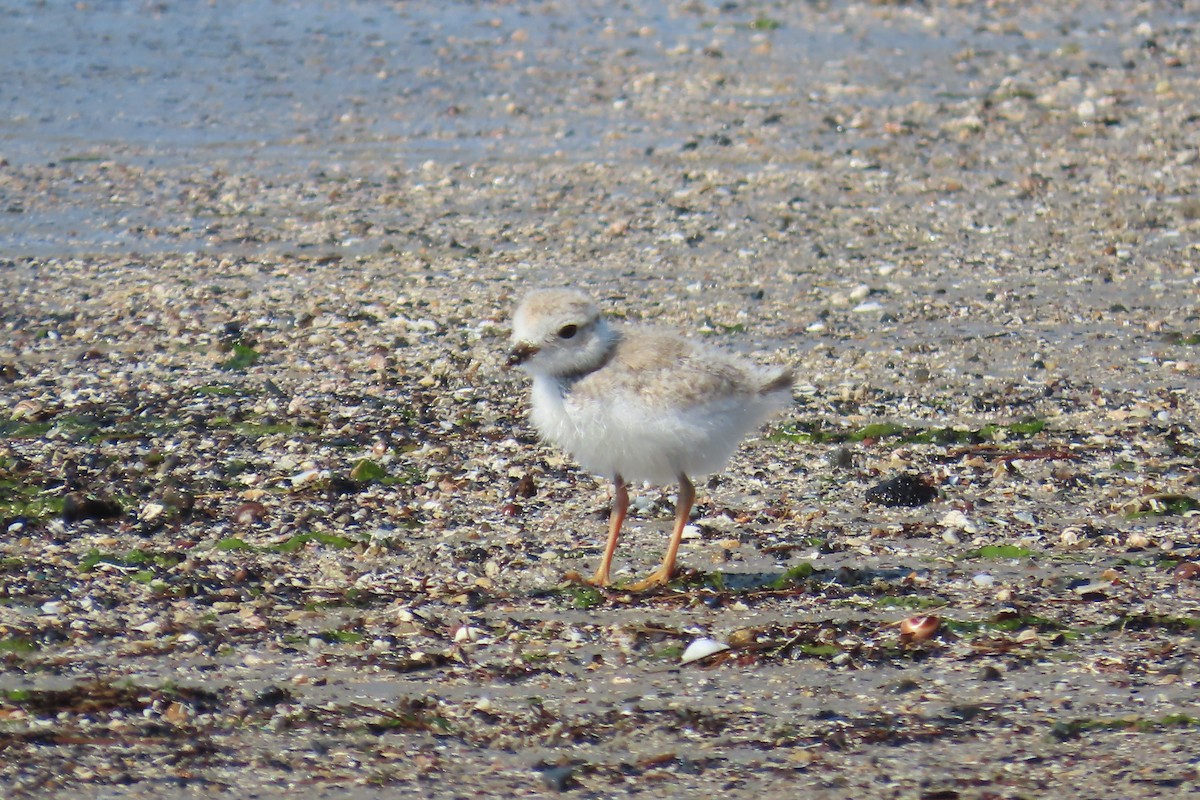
[506,342,537,369]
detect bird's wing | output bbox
[572,329,756,411]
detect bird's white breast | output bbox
[528,373,782,485]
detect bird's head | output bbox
[508,288,613,379]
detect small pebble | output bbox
[980,665,1004,681]
[62,493,123,522]
[539,765,578,792]
[827,447,854,470]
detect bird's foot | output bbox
[625,566,676,592]
[563,570,611,588]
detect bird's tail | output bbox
[760,369,794,396]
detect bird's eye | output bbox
[558,324,578,339]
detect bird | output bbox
[508,288,793,590]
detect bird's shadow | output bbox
[546,564,920,605]
[676,564,915,593]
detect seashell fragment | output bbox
[680,637,730,664]
[898,615,940,643]
[940,510,978,534]
[1173,562,1200,581]
[454,625,487,644]
[141,502,166,521]
[10,399,44,421]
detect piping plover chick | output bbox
[508,288,793,590]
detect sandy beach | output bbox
[2,1,1199,796]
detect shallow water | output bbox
[2,1,1177,255]
[2,0,1085,169]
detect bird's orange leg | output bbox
[628,473,694,591]
[585,475,628,587]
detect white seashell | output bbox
[680,637,729,664]
[10,399,43,421]
[940,510,979,534]
[290,469,324,487]
[141,502,165,521]
[630,495,656,513]
[454,625,486,644]
[1073,581,1112,597]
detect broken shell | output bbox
[1073,581,1112,598]
[234,501,267,525]
[140,502,166,522]
[10,399,44,421]
[1173,562,1200,581]
[939,509,979,534]
[1015,628,1040,645]
[726,628,761,648]
[290,468,325,487]
[898,615,940,643]
[1126,532,1150,549]
[453,625,486,644]
[680,637,730,664]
